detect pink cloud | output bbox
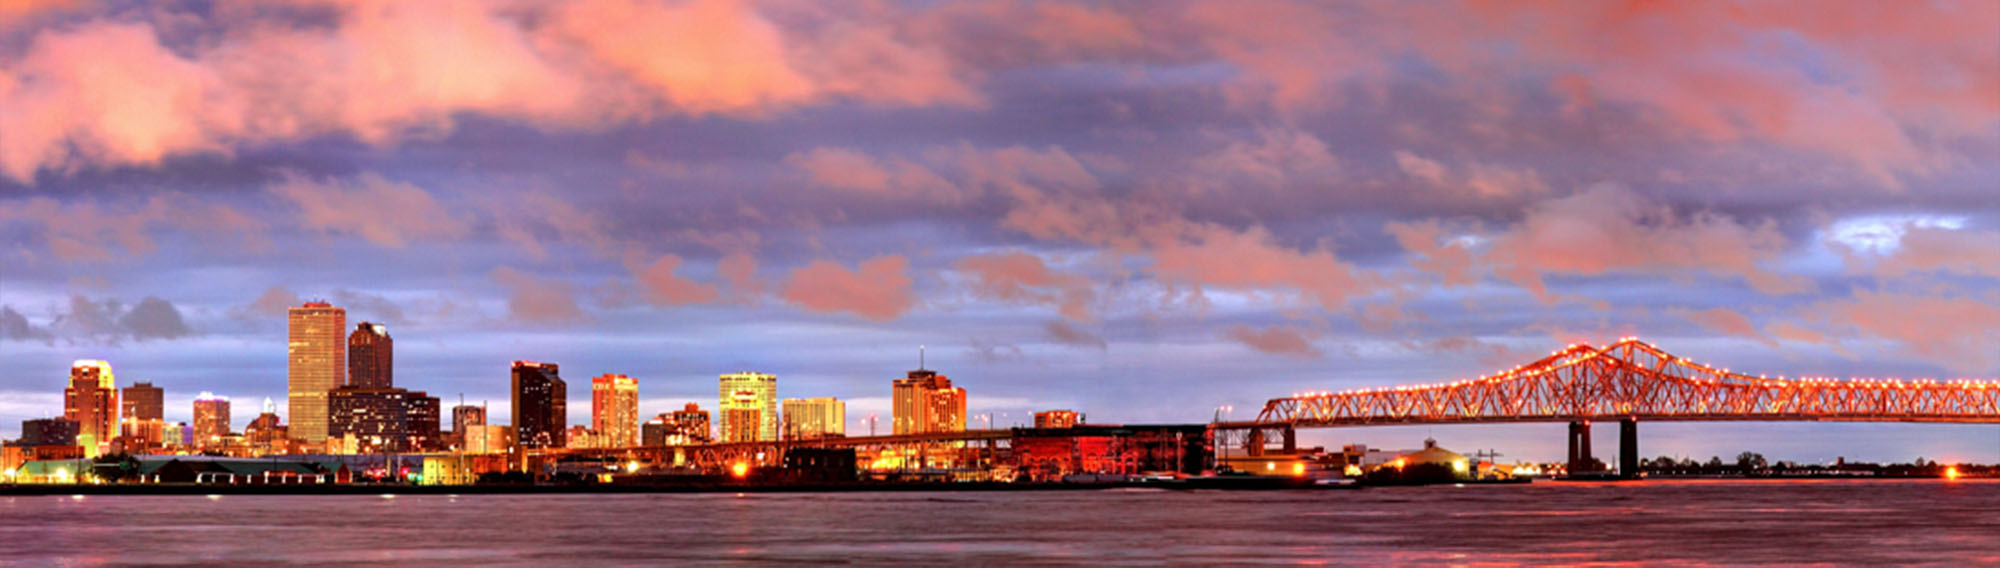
[781,255,916,321]
[1678,307,1772,346]
[955,251,1094,321]
[785,146,956,200]
[1811,289,2000,373]
[1876,227,2000,280]
[1151,225,1379,311]
[552,0,814,116]
[490,266,587,324]
[1225,324,1321,359]
[1481,185,1810,300]
[1042,320,1106,350]
[633,254,720,306]
[270,173,470,248]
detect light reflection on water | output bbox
[1,479,1997,565]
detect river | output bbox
[3,479,1996,565]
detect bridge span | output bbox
[1224,338,2000,476]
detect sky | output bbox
[2,0,1998,464]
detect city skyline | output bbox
[3,1,1999,465]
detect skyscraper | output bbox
[893,368,967,435]
[718,372,777,442]
[121,381,163,422]
[347,322,392,389]
[511,361,567,449]
[120,381,166,447]
[192,392,231,445]
[63,360,118,450]
[288,301,346,443]
[591,374,639,449]
[782,397,846,440]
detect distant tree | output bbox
[1735,452,1767,471]
[1705,456,1724,470]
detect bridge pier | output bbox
[1619,418,1639,479]
[1566,421,1593,474]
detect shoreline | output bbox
[0,479,1355,496]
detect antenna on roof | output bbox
[920,345,926,370]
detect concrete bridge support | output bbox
[1619,418,1639,479]
[1567,420,1592,474]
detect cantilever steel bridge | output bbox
[1225,338,2000,475]
[1251,338,2000,427]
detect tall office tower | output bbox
[718,372,777,442]
[288,301,346,443]
[347,322,393,388]
[121,381,163,421]
[781,397,846,440]
[63,360,118,449]
[511,361,567,449]
[893,368,967,435]
[192,392,232,445]
[452,405,487,435]
[120,381,166,446]
[591,374,639,449]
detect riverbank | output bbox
[0,478,1355,496]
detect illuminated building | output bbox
[1034,410,1080,429]
[643,403,712,446]
[120,381,166,447]
[782,397,846,440]
[591,374,639,449]
[893,368,966,435]
[245,399,290,454]
[462,425,515,454]
[288,301,346,443]
[192,392,232,446]
[718,372,777,442]
[163,422,191,448]
[63,360,119,451]
[566,426,610,449]
[328,387,441,453]
[121,381,163,422]
[346,322,392,388]
[511,361,567,449]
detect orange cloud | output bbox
[955,251,1094,321]
[269,173,470,248]
[781,255,915,321]
[633,254,720,306]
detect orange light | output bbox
[730,462,749,478]
[1292,463,1307,476]
[1945,466,1961,481]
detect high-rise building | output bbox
[893,368,967,435]
[119,381,166,447]
[288,301,346,443]
[328,386,439,453]
[192,392,232,446]
[452,405,487,435]
[64,360,118,450]
[462,424,515,454]
[782,397,846,440]
[347,322,393,388]
[591,374,639,449]
[511,361,567,449]
[643,403,711,446]
[121,381,163,422]
[718,372,777,442]
[1034,409,1080,429]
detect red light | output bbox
[730,462,749,478]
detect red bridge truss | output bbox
[1254,338,2000,427]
